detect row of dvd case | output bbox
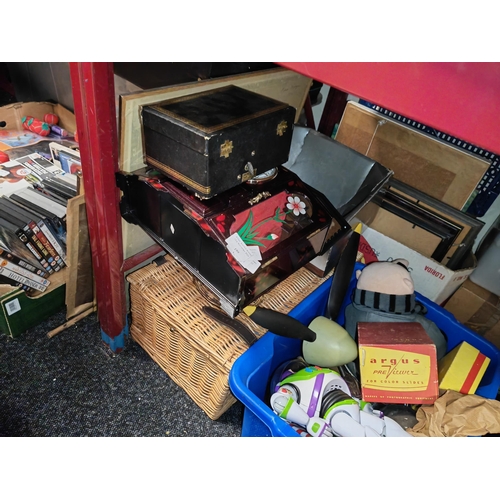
[0,153,78,293]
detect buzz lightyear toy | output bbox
[270,361,412,437]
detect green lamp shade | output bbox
[303,316,358,368]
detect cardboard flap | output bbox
[65,194,94,319]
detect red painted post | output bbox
[278,62,500,156]
[69,62,128,352]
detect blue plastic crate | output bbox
[229,264,500,437]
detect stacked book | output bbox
[0,153,78,293]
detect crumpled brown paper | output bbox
[408,390,500,437]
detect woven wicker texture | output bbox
[127,255,331,419]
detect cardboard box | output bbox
[0,102,93,337]
[358,224,475,305]
[0,101,76,142]
[0,269,67,337]
[438,341,490,394]
[444,279,500,349]
[357,321,439,404]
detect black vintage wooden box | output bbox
[141,85,296,199]
[117,166,350,317]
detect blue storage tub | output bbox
[229,264,500,437]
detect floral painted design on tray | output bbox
[229,192,313,252]
[287,195,307,216]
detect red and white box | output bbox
[357,321,439,405]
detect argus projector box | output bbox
[357,322,439,404]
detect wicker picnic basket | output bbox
[127,255,331,419]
